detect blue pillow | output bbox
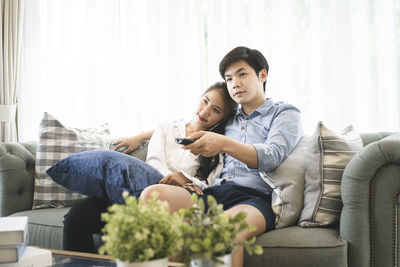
[46,150,164,204]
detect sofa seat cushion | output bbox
[10,207,70,250]
[245,226,347,267]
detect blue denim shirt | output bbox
[213,98,303,195]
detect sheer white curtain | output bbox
[207,0,400,134]
[19,0,206,141]
[0,0,24,142]
[19,0,400,141]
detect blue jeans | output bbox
[63,150,164,252]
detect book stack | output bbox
[0,217,52,267]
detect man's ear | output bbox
[258,69,268,83]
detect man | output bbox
[141,46,303,267]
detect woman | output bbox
[63,82,238,253]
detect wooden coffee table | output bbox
[50,249,115,266]
[49,249,184,266]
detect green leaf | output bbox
[190,243,202,252]
[99,192,184,262]
[234,211,247,221]
[175,192,264,265]
[202,238,211,249]
[198,198,205,211]
[191,193,198,203]
[213,242,225,253]
[253,245,263,255]
[207,195,217,207]
[248,236,256,244]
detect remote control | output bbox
[175,138,196,145]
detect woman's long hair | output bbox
[195,82,238,182]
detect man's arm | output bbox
[186,107,303,172]
[253,108,303,172]
[184,132,259,168]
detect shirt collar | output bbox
[236,98,274,118]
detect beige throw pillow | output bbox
[298,121,363,227]
[260,136,309,229]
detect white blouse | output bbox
[146,120,223,189]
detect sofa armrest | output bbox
[0,142,36,216]
[340,132,400,267]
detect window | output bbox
[18,0,400,141]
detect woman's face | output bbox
[194,89,227,130]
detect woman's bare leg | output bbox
[225,204,266,267]
[142,187,267,267]
[141,184,194,263]
[140,184,193,212]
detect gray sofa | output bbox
[1,132,399,267]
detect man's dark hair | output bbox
[219,46,269,92]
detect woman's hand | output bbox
[113,130,154,154]
[158,172,191,186]
[183,184,204,195]
[159,173,204,195]
[112,136,143,154]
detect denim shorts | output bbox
[186,182,275,232]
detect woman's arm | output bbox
[146,126,173,176]
[112,130,154,154]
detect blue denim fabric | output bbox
[216,98,303,195]
[47,150,163,204]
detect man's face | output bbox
[224,60,267,108]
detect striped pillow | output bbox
[298,121,363,227]
[33,112,112,209]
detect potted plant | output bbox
[99,192,183,267]
[177,194,263,267]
